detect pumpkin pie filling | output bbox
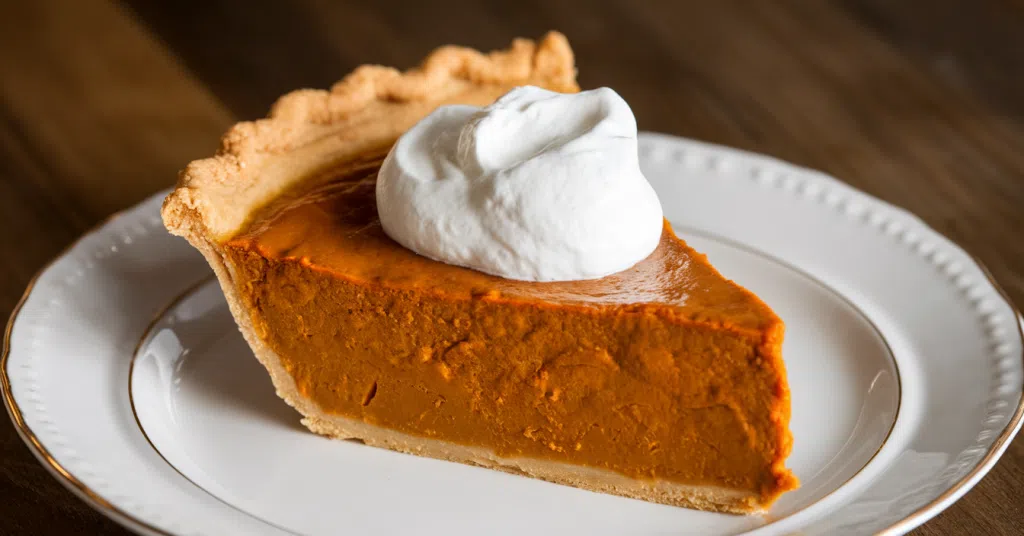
[223,158,796,504]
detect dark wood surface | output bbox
[1,0,1022,533]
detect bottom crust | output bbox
[302,413,763,514]
[192,236,766,515]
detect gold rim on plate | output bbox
[0,209,175,536]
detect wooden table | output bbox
[1,0,1021,533]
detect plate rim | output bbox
[4,133,1023,535]
[1,210,174,536]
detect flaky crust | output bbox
[161,34,767,514]
[162,32,577,242]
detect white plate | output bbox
[4,133,1022,536]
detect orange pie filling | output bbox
[222,161,797,506]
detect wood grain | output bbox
[0,0,229,534]
[1,0,1022,533]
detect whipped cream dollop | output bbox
[376,86,663,282]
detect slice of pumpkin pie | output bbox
[162,31,797,514]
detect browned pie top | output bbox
[227,159,781,334]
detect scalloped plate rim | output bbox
[3,132,1022,535]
